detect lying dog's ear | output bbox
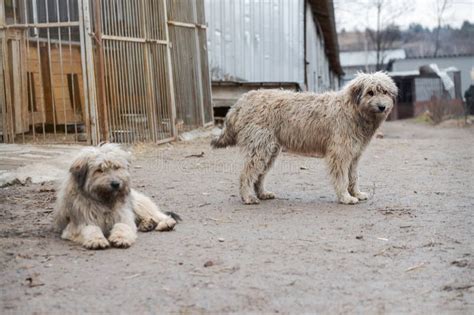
[69,154,90,188]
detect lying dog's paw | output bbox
[83,237,110,250]
[138,218,158,232]
[339,195,359,205]
[156,217,177,232]
[109,233,135,248]
[354,191,369,201]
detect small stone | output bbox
[204,260,214,268]
[218,238,225,242]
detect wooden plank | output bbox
[40,47,54,125]
[2,34,14,142]
[11,40,24,133]
[0,35,5,138]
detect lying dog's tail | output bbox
[165,211,182,222]
[211,108,238,148]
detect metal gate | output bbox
[0,0,212,144]
[167,0,213,131]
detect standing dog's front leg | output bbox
[327,153,359,204]
[348,156,368,201]
[108,209,137,248]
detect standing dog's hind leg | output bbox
[240,152,271,204]
[254,144,280,200]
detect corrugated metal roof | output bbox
[340,49,406,67]
[307,0,343,75]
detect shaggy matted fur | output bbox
[53,143,179,249]
[211,72,398,205]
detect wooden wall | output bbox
[26,42,85,126]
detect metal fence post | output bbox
[93,0,109,142]
[79,0,99,145]
[163,0,177,138]
[0,1,6,142]
[191,1,206,126]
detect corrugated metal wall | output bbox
[304,3,338,92]
[205,0,305,85]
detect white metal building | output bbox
[340,49,406,85]
[392,54,474,98]
[204,0,342,111]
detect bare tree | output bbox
[433,0,452,57]
[364,0,407,71]
[336,0,409,70]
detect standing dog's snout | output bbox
[377,105,386,112]
[110,181,120,190]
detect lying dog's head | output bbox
[69,143,132,205]
[346,72,398,119]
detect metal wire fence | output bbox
[0,0,212,144]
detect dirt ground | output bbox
[1,120,473,314]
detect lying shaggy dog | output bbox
[53,144,179,249]
[212,72,398,205]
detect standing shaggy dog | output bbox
[53,144,179,249]
[211,72,397,205]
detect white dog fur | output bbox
[53,143,178,249]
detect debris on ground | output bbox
[204,260,214,268]
[25,274,45,288]
[185,152,205,158]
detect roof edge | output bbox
[307,0,343,75]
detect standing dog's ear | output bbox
[69,153,92,188]
[348,81,363,105]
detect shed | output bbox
[389,65,463,120]
[392,53,474,99]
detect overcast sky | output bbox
[335,0,474,31]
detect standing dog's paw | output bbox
[242,195,260,205]
[156,217,177,232]
[257,191,276,200]
[354,191,369,201]
[83,237,110,250]
[339,195,359,205]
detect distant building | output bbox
[204,0,343,118]
[392,54,474,99]
[340,49,406,85]
[388,65,463,120]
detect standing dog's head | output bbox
[345,72,398,119]
[69,143,132,205]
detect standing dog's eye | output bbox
[95,169,104,174]
[367,90,374,96]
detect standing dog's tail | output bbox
[211,108,238,148]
